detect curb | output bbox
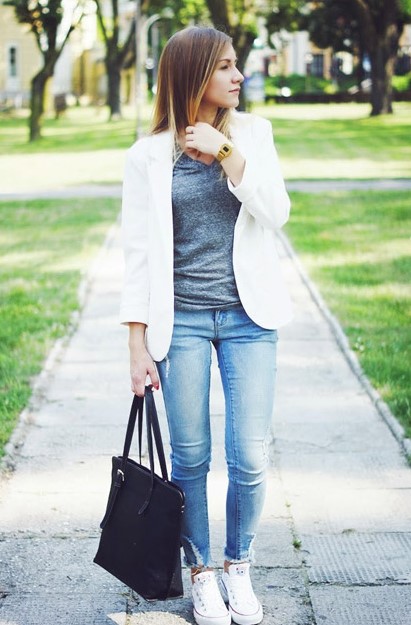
[1,217,121,473]
[278,230,411,461]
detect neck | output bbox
[196,103,218,125]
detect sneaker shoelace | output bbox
[194,573,227,614]
[226,566,258,609]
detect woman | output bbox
[120,26,292,625]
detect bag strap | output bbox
[137,386,170,514]
[100,387,169,527]
[99,394,143,528]
[145,387,169,481]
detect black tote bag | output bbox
[93,386,185,600]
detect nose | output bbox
[233,67,244,83]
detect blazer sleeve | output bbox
[119,147,150,325]
[227,116,290,230]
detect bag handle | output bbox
[99,386,169,528]
[145,386,169,480]
[136,386,170,514]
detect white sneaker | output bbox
[221,562,263,625]
[192,570,231,625]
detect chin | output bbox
[227,96,240,106]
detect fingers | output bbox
[130,374,146,397]
[146,359,160,391]
[185,126,196,151]
[130,358,160,397]
[185,123,224,157]
[185,126,194,141]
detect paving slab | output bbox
[278,450,411,490]
[0,594,129,625]
[309,586,411,625]
[275,419,400,454]
[284,487,411,534]
[0,535,309,625]
[126,570,312,625]
[302,532,411,584]
[210,520,302,568]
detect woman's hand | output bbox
[128,323,160,397]
[185,122,225,158]
[185,122,246,187]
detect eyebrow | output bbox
[218,57,237,63]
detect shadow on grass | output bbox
[0,107,143,155]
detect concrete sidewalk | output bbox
[0,222,410,625]
[2,177,411,201]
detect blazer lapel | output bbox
[147,130,174,265]
[148,131,174,214]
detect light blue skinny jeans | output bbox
[156,305,277,567]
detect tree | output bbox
[94,0,136,119]
[348,0,411,115]
[271,0,411,116]
[143,0,259,75]
[95,0,206,119]
[146,0,271,109]
[205,1,276,109]
[305,2,366,91]
[206,1,257,71]
[5,0,83,141]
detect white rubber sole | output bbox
[228,604,263,625]
[220,579,263,625]
[193,607,231,625]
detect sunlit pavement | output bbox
[2,177,411,201]
[0,196,410,624]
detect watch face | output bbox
[217,143,232,161]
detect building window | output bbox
[311,54,324,78]
[8,46,18,78]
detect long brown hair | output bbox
[151,26,233,139]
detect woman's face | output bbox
[201,44,244,110]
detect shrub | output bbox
[265,73,339,96]
[393,73,411,93]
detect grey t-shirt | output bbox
[172,153,241,310]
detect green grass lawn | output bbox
[0,198,120,457]
[286,190,411,437]
[259,102,411,179]
[0,103,410,192]
[0,105,147,154]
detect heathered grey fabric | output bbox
[172,153,241,310]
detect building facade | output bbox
[0,5,42,107]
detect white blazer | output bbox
[120,111,293,361]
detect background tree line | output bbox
[5,0,411,141]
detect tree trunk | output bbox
[369,39,395,116]
[356,37,366,92]
[106,57,122,119]
[351,0,402,117]
[29,69,50,142]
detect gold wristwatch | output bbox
[216,142,233,162]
